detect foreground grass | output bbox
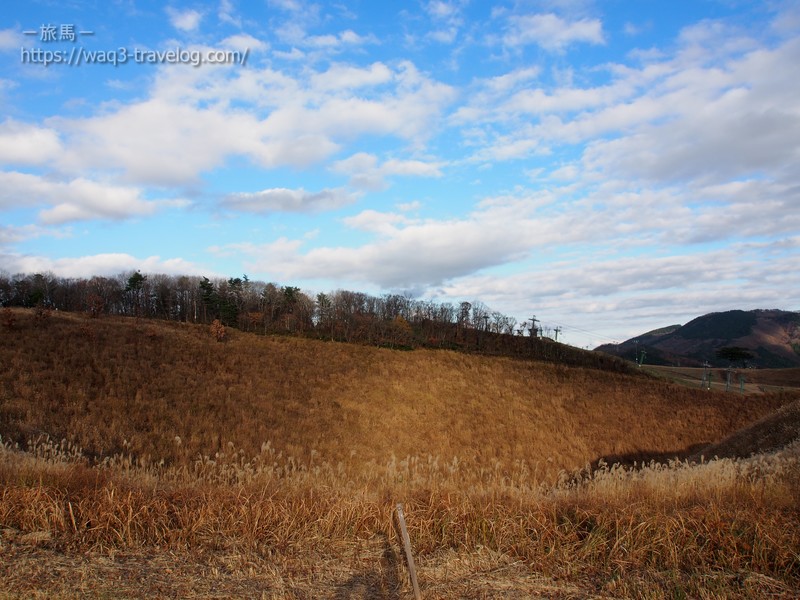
[1,436,799,598]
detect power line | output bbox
[544,321,619,345]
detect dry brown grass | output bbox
[1,308,791,477]
[1,308,799,598]
[1,436,799,598]
[689,399,800,462]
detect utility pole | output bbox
[530,315,539,338]
[701,361,709,390]
[554,326,562,342]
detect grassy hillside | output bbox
[689,399,800,461]
[0,308,790,478]
[2,308,799,598]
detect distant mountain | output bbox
[595,309,800,368]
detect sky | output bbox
[1,0,799,349]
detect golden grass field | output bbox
[1,308,799,598]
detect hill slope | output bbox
[596,309,800,368]
[689,399,800,461]
[1,309,796,479]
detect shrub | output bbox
[210,319,227,342]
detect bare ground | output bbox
[3,529,798,599]
[0,533,614,600]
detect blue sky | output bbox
[1,0,799,348]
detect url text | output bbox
[20,46,249,67]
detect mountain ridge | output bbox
[595,309,800,368]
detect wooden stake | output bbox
[395,503,422,600]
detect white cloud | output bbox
[460,23,800,187]
[424,0,466,44]
[624,21,650,36]
[426,1,460,20]
[332,152,444,190]
[311,62,393,91]
[271,62,454,143]
[53,99,267,185]
[0,120,62,165]
[304,33,343,48]
[504,13,605,51]
[397,200,422,212]
[339,29,373,45]
[581,38,800,186]
[504,83,633,115]
[210,237,302,262]
[221,191,589,288]
[427,28,458,44]
[222,34,268,52]
[331,153,384,189]
[0,28,24,50]
[342,209,412,234]
[549,164,579,180]
[485,67,542,92]
[43,59,453,186]
[166,7,204,32]
[772,3,800,36]
[212,158,800,299]
[382,158,443,177]
[218,0,241,27]
[273,47,305,60]
[222,187,357,214]
[0,171,172,224]
[297,29,377,50]
[468,133,547,162]
[438,245,800,347]
[0,224,58,247]
[268,0,304,12]
[450,67,542,124]
[0,252,208,279]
